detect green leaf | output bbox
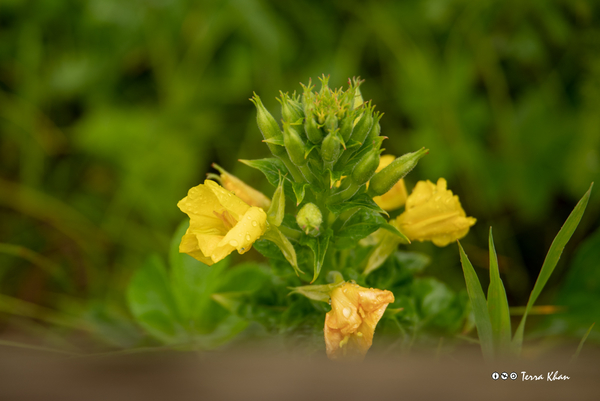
[513,183,593,355]
[380,222,410,243]
[289,282,342,303]
[292,182,310,206]
[262,225,303,276]
[169,221,228,327]
[267,175,285,226]
[126,255,187,344]
[327,193,388,217]
[458,241,494,361]
[239,158,288,187]
[334,208,387,249]
[217,263,270,294]
[486,227,511,355]
[571,323,595,364]
[395,251,430,274]
[301,229,332,283]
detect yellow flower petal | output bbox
[397,178,476,246]
[218,207,267,255]
[177,180,268,264]
[204,180,250,220]
[324,282,395,361]
[179,231,216,266]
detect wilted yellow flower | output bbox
[396,178,476,247]
[324,282,395,361]
[371,154,407,211]
[177,180,267,265]
[211,163,271,209]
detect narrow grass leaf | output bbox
[513,183,593,354]
[486,228,512,355]
[458,241,494,360]
[570,323,595,364]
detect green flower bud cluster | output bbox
[251,76,388,190]
[250,76,428,250]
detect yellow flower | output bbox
[396,178,476,247]
[177,180,267,265]
[324,282,395,361]
[372,154,407,211]
[211,163,271,209]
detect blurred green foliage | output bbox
[0,0,598,352]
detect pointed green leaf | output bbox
[334,208,387,249]
[327,193,388,217]
[486,227,511,355]
[289,282,343,302]
[301,229,332,283]
[239,158,288,187]
[262,225,303,276]
[513,183,593,354]
[292,182,310,206]
[458,241,494,360]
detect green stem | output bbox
[278,155,305,183]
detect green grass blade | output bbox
[486,228,512,355]
[458,241,494,360]
[513,183,594,355]
[570,323,595,364]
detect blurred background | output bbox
[0,0,599,352]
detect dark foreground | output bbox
[0,345,598,401]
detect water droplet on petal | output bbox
[342,307,351,318]
[229,240,238,247]
[245,234,251,241]
[252,221,258,227]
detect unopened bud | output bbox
[279,92,304,124]
[350,104,374,145]
[304,114,324,143]
[339,110,356,142]
[296,203,323,236]
[369,147,429,196]
[324,114,338,134]
[250,94,286,157]
[283,121,308,166]
[321,131,342,166]
[351,147,380,186]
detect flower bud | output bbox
[250,94,287,157]
[304,113,324,143]
[324,282,395,361]
[396,178,476,246]
[364,112,382,144]
[321,131,342,166]
[283,121,308,166]
[350,103,374,145]
[371,155,408,211]
[296,202,323,236]
[369,147,429,196]
[279,92,304,124]
[351,147,380,186]
[324,114,338,134]
[338,110,356,142]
